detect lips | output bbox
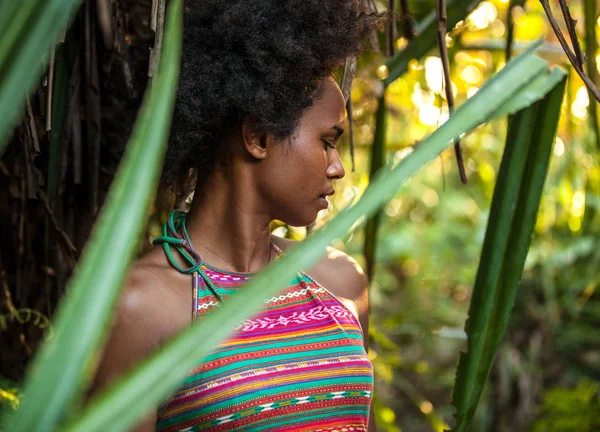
[317,190,334,210]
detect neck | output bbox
[184,170,273,274]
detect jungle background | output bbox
[0,0,599,431]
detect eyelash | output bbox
[322,140,336,150]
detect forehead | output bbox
[301,78,347,128]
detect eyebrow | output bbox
[331,125,344,138]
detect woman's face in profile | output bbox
[258,77,347,227]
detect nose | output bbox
[326,149,345,180]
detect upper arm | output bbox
[88,268,161,431]
[271,238,370,347]
[271,237,376,429]
[322,250,376,430]
[336,252,370,351]
[318,247,370,350]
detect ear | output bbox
[241,121,270,160]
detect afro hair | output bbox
[161,0,379,190]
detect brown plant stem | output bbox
[540,0,600,102]
[582,0,599,150]
[364,0,381,52]
[341,57,357,171]
[148,0,166,77]
[558,0,584,68]
[399,0,416,39]
[97,0,114,49]
[36,187,77,269]
[85,0,101,214]
[437,0,467,183]
[26,99,41,155]
[347,98,356,172]
[340,57,357,103]
[387,0,396,57]
[0,256,19,319]
[46,49,55,132]
[504,0,520,62]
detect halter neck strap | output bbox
[152,210,202,274]
[152,210,225,302]
[153,210,275,304]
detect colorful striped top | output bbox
[156,243,373,431]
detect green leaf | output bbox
[450,75,567,431]
[384,0,484,87]
[364,95,388,279]
[63,46,557,432]
[488,67,567,121]
[0,1,182,430]
[0,0,82,155]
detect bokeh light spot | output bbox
[402,259,420,277]
[395,37,407,50]
[467,2,498,30]
[554,137,565,157]
[422,189,439,207]
[461,65,482,84]
[377,65,389,80]
[381,407,396,423]
[418,105,441,126]
[420,401,433,414]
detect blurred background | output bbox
[1,0,599,430]
[324,1,600,429]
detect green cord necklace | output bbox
[152,210,225,303]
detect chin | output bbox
[279,211,319,228]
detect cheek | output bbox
[266,145,325,200]
[285,147,327,189]
[263,148,328,226]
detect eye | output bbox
[322,140,336,150]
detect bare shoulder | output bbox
[117,257,170,338]
[117,250,177,333]
[88,249,192,431]
[91,248,191,393]
[271,236,368,306]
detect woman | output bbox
[92,1,379,430]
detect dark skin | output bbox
[90,77,375,431]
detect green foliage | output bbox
[384,0,484,86]
[533,380,600,432]
[60,46,560,432]
[338,5,598,430]
[0,0,82,154]
[0,0,590,431]
[0,377,21,412]
[0,0,183,429]
[451,71,566,432]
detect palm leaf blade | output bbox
[1,1,183,430]
[450,75,567,431]
[0,0,81,154]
